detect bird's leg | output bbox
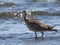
[34,32,37,38]
[41,32,44,39]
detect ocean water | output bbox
[0,0,60,12]
[0,0,60,45]
[0,15,60,45]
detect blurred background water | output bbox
[0,0,60,12]
[0,0,60,45]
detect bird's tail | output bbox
[47,25,57,32]
[50,28,57,32]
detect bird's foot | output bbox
[41,36,45,40]
[35,36,37,40]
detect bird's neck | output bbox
[24,13,28,20]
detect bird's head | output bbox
[23,10,27,14]
[22,10,35,16]
[20,10,35,19]
[23,10,32,17]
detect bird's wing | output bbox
[27,19,49,30]
[32,19,54,29]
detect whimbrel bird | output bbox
[22,10,57,38]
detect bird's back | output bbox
[24,18,56,32]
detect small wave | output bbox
[30,0,60,2]
[0,12,14,19]
[0,12,21,19]
[0,36,13,40]
[31,11,60,15]
[0,11,60,19]
[0,2,19,8]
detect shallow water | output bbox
[0,15,60,45]
[0,0,60,45]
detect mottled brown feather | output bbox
[23,10,57,32]
[24,18,56,32]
